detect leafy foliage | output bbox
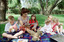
[28,7,40,14]
[58,0,64,9]
[8,0,18,8]
[7,0,21,14]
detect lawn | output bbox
[0,14,64,36]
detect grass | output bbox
[0,14,64,36]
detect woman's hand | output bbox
[20,20,23,26]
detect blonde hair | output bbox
[48,15,53,18]
[8,16,14,21]
[45,19,51,24]
[53,18,59,23]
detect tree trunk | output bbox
[39,0,62,15]
[48,0,62,14]
[45,0,49,15]
[0,0,7,21]
[39,0,45,15]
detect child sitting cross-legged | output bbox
[52,18,63,35]
[29,14,38,31]
[57,24,63,34]
[2,16,24,39]
[40,19,56,35]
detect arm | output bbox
[9,26,15,32]
[5,24,10,32]
[60,26,63,33]
[29,20,32,24]
[32,20,38,28]
[56,26,59,34]
[20,20,23,26]
[18,16,23,26]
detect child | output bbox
[2,16,24,39]
[9,22,18,32]
[24,25,42,41]
[57,24,63,34]
[40,19,55,35]
[19,23,30,32]
[52,18,63,34]
[48,15,53,21]
[29,14,38,31]
[17,23,42,41]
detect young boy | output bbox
[2,16,24,39]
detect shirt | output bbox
[18,16,29,25]
[5,22,19,32]
[29,20,38,27]
[40,23,53,32]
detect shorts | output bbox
[6,30,19,35]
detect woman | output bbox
[18,8,30,26]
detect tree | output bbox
[0,0,7,21]
[39,0,62,15]
[7,0,21,14]
[8,0,19,8]
[58,0,64,9]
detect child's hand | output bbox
[9,27,13,32]
[39,26,42,30]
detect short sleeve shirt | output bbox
[18,16,29,24]
[5,22,19,32]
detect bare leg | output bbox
[26,29,36,36]
[13,31,24,37]
[26,29,40,41]
[2,33,17,39]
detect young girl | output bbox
[48,15,53,21]
[40,19,55,35]
[57,24,63,34]
[52,18,63,34]
[52,18,59,32]
[29,14,38,31]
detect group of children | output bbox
[2,14,64,41]
[40,15,63,35]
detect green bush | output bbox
[11,8,20,14]
[28,7,40,14]
[52,10,64,14]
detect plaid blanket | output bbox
[12,33,52,42]
[1,33,52,42]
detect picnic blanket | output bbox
[51,34,64,42]
[0,33,52,42]
[12,33,52,42]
